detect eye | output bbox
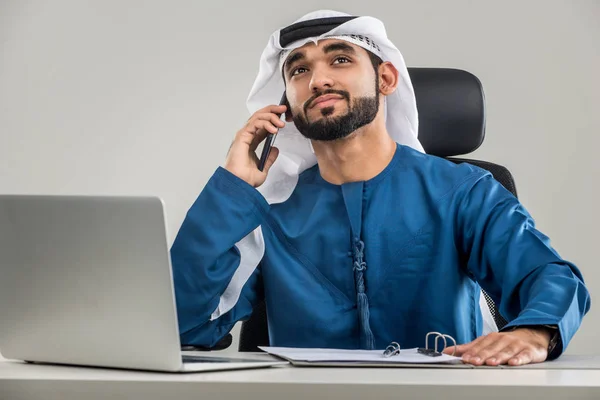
[291,67,307,77]
[333,56,351,64]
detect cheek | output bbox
[288,96,311,117]
[285,89,304,111]
[353,78,376,96]
[286,99,304,119]
[346,67,378,96]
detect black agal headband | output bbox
[279,16,358,47]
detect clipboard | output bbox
[259,332,467,368]
[259,346,467,368]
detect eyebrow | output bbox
[322,41,357,55]
[284,41,357,75]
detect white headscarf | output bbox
[247,9,424,204]
[211,10,425,320]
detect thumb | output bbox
[444,342,471,356]
[262,146,280,174]
[443,345,458,355]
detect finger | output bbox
[244,114,279,136]
[255,119,279,133]
[239,121,278,148]
[445,335,485,357]
[460,334,498,362]
[236,126,260,147]
[443,344,467,356]
[249,127,269,150]
[507,349,535,366]
[442,346,457,356]
[249,126,279,153]
[248,119,279,135]
[510,342,548,366]
[469,337,513,366]
[262,146,280,174]
[259,104,287,115]
[252,112,286,128]
[485,343,524,366]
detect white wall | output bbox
[1,0,598,355]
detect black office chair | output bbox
[232,68,515,352]
[409,67,513,333]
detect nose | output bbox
[309,66,334,93]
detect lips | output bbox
[310,94,344,109]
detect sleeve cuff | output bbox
[211,167,271,218]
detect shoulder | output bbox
[395,145,491,195]
[399,145,485,174]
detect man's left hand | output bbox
[443,328,551,366]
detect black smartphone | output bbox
[258,92,287,172]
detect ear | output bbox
[379,61,399,96]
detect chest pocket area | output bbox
[367,227,440,312]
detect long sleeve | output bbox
[455,171,591,358]
[170,167,270,348]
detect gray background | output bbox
[0,0,598,355]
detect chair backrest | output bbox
[410,68,514,333]
[237,68,514,352]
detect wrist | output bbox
[223,165,256,188]
[525,325,552,344]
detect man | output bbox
[171,10,590,366]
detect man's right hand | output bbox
[224,104,287,188]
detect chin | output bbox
[310,105,343,120]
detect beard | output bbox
[291,83,380,142]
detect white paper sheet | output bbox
[259,346,463,365]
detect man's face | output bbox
[282,39,380,142]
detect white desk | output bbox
[2,352,600,400]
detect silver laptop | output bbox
[0,195,286,372]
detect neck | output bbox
[312,117,397,185]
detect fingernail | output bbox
[473,357,481,363]
[463,354,471,362]
[488,358,496,364]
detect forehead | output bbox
[284,39,367,62]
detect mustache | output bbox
[304,89,350,115]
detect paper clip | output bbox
[383,341,401,358]
[417,331,457,357]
